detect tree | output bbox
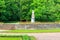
[0,0,8,22]
[30,0,60,22]
[20,0,33,21]
[0,0,60,22]
[5,0,20,21]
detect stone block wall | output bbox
[0,23,60,30]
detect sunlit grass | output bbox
[0,37,20,40]
[0,35,36,40]
[5,28,60,33]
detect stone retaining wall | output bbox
[0,24,15,30]
[0,23,60,30]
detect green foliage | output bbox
[0,35,36,40]
[32,0,60,22]
[0,0,7,22]
[30,36,36,40]
[0,0,20,22]
[20,0,33,21]
[22,35,30,40]
[0,0,60,22]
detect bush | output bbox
[0,0,60,22]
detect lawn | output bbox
[0,35,36,40]
[0,37,20,40]
[5,28,60,33]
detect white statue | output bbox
[31,10,35,23]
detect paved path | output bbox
[0,33,60,40]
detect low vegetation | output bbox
[5,29,60,33]
[0,0,60,22]
[0,35,36,40]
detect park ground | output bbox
[0,22,60,40]
[0,29,60,40]
[0,32,60,40]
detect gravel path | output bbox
[0,33,60,40]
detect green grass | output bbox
[0,37,20,40]
[30,36,36,40]
[0,35,36,40]
[0,35,22,40]
[6,28,60,33]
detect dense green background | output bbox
[0,0,60,22]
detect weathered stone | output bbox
[0,23,60,30]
